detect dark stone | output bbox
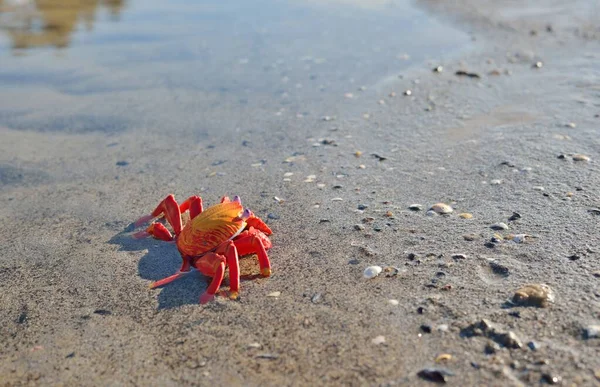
[93,309,112,316]
[115,161,129,166]
[527,341,539,351]
[541,373,561,385]
[420,324,432,334]
[417,368,454,383]
[508,212,521,221]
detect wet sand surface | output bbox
[1,0,599,385]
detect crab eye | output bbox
[240,208,252,220]
[233,196,241,204]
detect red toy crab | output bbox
[132,194,272,304]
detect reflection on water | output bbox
[0,0,125,49]
[0,0,470,135]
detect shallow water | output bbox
[0,0,470,134]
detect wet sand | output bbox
[1,0,600,385]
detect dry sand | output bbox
[1,0,599,385]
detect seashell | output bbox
[430,203,453,214]
[512,284,554,307]
[363,265,383,279]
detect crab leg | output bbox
[133,222,173,241]
[179,196,203,219]
[134,194,182,235]
[148,256,192,289]
[197,257,227,305]
[233,231,272,277]
[219,241,240,299]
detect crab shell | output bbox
[176,201,247,257]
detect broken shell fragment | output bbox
[511,234,534,243]
[430,203,453,214]
[572,154,590,162]
[435,353,452,363]
[383,266,400,277]
[458,213,473,219]
[511,284,555,307]
[372,335,386,345]
[363,266,383,279]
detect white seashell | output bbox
[363,265,383,279]
[372,335,386,345]
[430,203,453,214]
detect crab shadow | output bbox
[109,224,264,310]
[109,224,206,309]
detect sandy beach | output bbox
[1,0,599,385]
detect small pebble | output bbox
[409,204,423,211]
[404,90,412,96]
[527,341,539,351]
[583,325,600,339]
[463,234,478,241]
[267,213,280,220]
[357,204,368,210]
[511,284,555,307]
[363,266,383,279]
[532,186,545,191]
[247,342,262,349]
[430,203,453,214]
[490,222,509,230]
[256,353,279,360]
[433,66,443,73]
[267,291,281,297]
[490,179,502,185]
[452,254,467,260]
[566,122,576,128]
[273,196,284,203]
[426,210,437,216]
[388,299,399,306]
[458,213,473,219]
[541,373,561,385]
[508,212,521,221]
[383,266,400,277]
[354,224,365,231]
[389,91,396,97]
[372,335,386,345]
[417,368,454,383]
[511,234,533,243]
[354,151,363,157]
[572,154,590,162]
[533,61,543,68]
[116,161,129,166]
